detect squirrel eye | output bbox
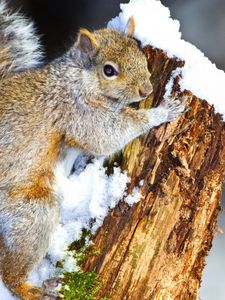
[103,63,119,79]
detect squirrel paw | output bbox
[41,278,62,300]
[159,96,188,122]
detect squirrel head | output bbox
[75,18,153,107]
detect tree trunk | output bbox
[83,46,225,300]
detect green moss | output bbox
[61,271,108,300]
[58,229,109,300]
[67,229,103,268]
[114,278,121,291]
[131,243,147,269]
[72,241,102,268]
[69,229,92,252]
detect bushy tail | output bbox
[0,0,42,77]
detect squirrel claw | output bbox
[160,96,188,122]
[41,278,62,299]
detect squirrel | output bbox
[0,1,186,300]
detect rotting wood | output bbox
[83,45,225,300]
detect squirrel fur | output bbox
[0,1,186,299]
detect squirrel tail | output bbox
[0,0,43,77]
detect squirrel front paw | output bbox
[159,96,187,122]
[148,96,187,128]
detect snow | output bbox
[0,280,18,300]
[164,68,183,100]
[125,187,141,206]
[108,0,225,120]
[30,155,140,287]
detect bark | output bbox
[83,46,225,300]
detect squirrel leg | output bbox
[146,96,187,127]
[0,194,59,300]
[4,280,41,300]
[84,97,186,156]
[116,97,187,146]
[1,240,42,300]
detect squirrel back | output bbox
[0,0,42,77]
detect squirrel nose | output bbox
[139,82,153,99]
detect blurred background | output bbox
[9,0,225,299]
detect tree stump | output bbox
[83,46,225,300]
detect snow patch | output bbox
[30,156,140,286]
[125,187,141,206]
[164,68,183,100]
[0,280,18,300]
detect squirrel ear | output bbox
[124,16,135,37]
[77,28,99,56]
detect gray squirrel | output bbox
[0,1,186,299]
